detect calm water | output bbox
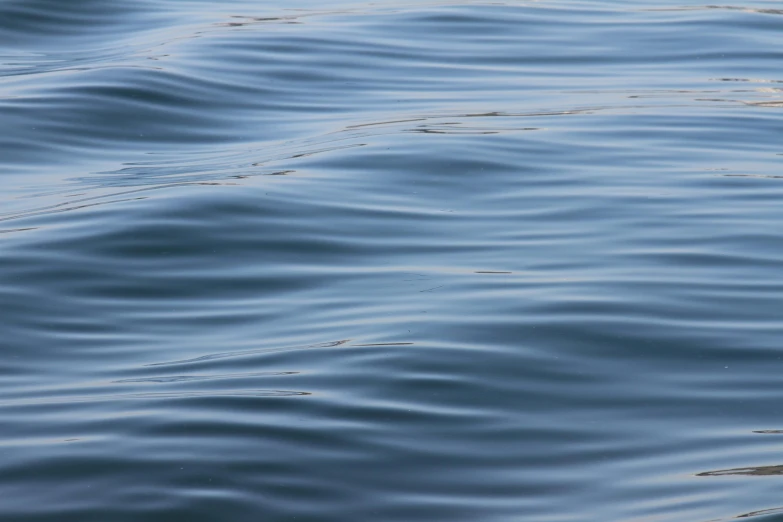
[2,1,783,520]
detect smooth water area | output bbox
[1,1,783,520]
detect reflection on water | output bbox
[736,506,783,519]
[2,1,783,521]
[699,465,783,477]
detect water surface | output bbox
[2,1,783,521]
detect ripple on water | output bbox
[2,1,783,521]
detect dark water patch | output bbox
[0,0,167,45]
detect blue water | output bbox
[2,1,783,520]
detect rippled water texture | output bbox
[2,1,783,520]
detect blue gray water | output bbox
[2,1,783,520]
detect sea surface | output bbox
[1,1,783,520]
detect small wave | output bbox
[0,389,309,407]
[146,340,351,367]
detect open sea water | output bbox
[1,1,783,520]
